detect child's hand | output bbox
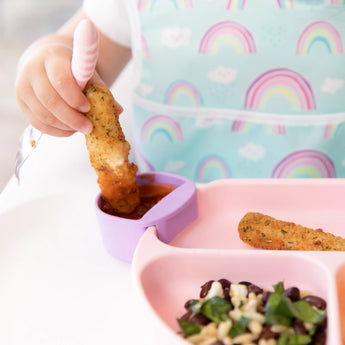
[15,40,94,137]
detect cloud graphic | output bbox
[165,161,185,173]
[238,143,266,161]
[161,27,192,48]
[207,66,237,84]
[137,83,153,96]
[322,78,344,94]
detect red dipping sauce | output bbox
[100,183,176,219]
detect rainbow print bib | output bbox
[128,0,345,181]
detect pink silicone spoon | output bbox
[71,18,99,89]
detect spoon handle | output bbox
[71,18,99,90]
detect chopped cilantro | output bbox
[229,316,251,337]
[273,281,285,294]
[277,330,290,345]
[197,296,231,323]
[178,280,326,344]
[177,319,201,337]
[265,285,325,326]
[293,300,326,324]
[190,300,203,314]
[278,332,312,345]
[288,334,312,345]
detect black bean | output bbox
[262,291,271,306]
[212,342,225,345]
[283,287,300,301]
[223,286,231,303]
[260,326,278,339]
[319,316,327,330]
[248,284,263,295]
[189,313,210,326]
[200,280,214,298]
[184,299,196,311]
[218,278,231,289]
[180,311,192,322]
[292,319,307,334]
[303,295,327,310]
[312,328,326,345]
[238,280,252,287]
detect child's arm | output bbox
[15,9,131,137]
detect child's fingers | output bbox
[15,43,93,136]
[31,73,93,134]
[22,86,74,132]
[17,81,75,133]
[19,102,76,137]
[113,98,124,115]
[45,54,90,113]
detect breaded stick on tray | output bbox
[238,212,345,251]
[84,84,140,214]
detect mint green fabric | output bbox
[131,1,345,181]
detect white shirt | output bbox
[82,0,131,47]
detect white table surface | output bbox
[0,133,153,345]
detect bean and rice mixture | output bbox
[177,279,327,345]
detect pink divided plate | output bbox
[132,179,345,345]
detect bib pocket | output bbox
[132,95,345,181]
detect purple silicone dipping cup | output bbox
[95,172,198,263]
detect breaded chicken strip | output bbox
[238,212,345,251]
[84,84,140,214]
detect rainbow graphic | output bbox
[271,150,336,178]
[141,115,184,143]
[171,0,193,9]
[324,122,345,138]
[226,0,246,10]
[231,120,286,135]
[164,80,203,106]
[330,0,345,4]
[277,0,293,8]
[141,35,150,59]
[265,124,286,135]
[196,155,230,181]
[244,68,316,111]
[231,120,251,132]
[296,21,343,55]
[137,0,157,11]
[199,21,256,55]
